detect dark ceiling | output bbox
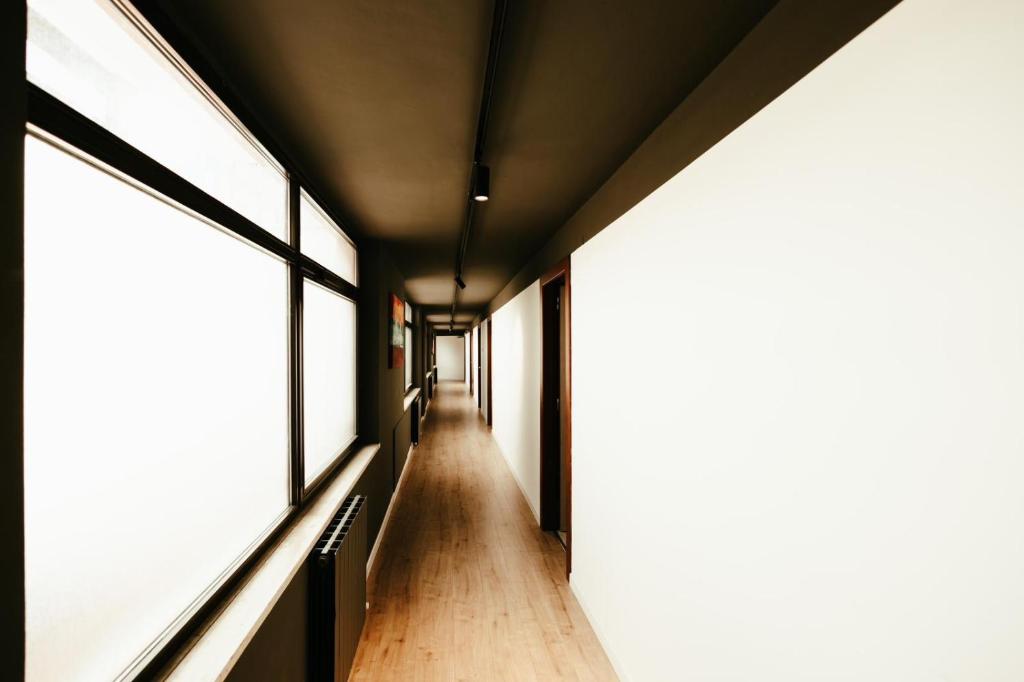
[156,0,776,325]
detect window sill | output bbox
[162,443,381,680]
[403,387,421,413]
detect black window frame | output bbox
[405,301,415,393]
[23,1,364,677]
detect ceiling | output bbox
[156,0,776,326]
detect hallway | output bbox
[352,382,616,681]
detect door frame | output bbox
[539,257,571,578]
[486,317,493,426]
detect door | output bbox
[540,259,571,577]
[557,281,569,545]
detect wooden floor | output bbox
[351,382,617,681]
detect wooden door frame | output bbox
[539,257,571,578]
[486,316,493,426]
[469,329,474,395]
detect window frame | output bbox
[404,304,415,393]
[298,187,359,285]
[23,1,362,678]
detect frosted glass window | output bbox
[405,326,414,389]
[300,190,358,284]
[26,0,287,238]
[23,136,290,681]
[303,280,358,484]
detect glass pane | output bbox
[300,190,357,284]
[27,0,288,239]
[23,136,289,681]
[405,326,414,389]
[303,280,358,484]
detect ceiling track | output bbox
[450,0,509,329]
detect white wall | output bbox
[568,1,1024,680]
[435,335,464,382]
[491,282,542,520]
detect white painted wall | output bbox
[435,335,464,382]
[568,1,1024,680]
[491,282,542,520]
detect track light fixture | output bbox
[451,0,506,330]
[471,163,490,202]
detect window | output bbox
[27,0,288,238]
[24,135,290,682]
[22,0,360,678]
[404,301,414,390]
[303,281,358,486]
[405,326,414,390]
[300,189,357,284]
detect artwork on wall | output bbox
[388,292,405,368]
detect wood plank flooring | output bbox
[351,382,617,681]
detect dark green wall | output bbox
[1,2,26,678]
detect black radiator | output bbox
[308,495,367,682]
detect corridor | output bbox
[351,382,616,681]
[13,1,1024,679]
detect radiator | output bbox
[309,495,367,682]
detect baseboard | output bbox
[570,576,630,682]
[493,440,540,525]
[366,443,415,577]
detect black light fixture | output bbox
[471,163,490,202]
[454,275,467,290]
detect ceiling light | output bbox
[471,164,490,202]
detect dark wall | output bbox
[225,450,391,682]
[1,2,26,678]
[355,240,387,546]
[227,240,412,680]
[357,240,410,546]
[393,410,412,488]
[485,0,902,315]
[227,567,308,681]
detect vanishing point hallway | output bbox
[351,382,616,681]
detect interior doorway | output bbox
[540,258,571,577]
[435,334,465,381]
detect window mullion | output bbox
[26,85,292,262]
[288,178,305,506]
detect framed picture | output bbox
[389,292,405,368]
